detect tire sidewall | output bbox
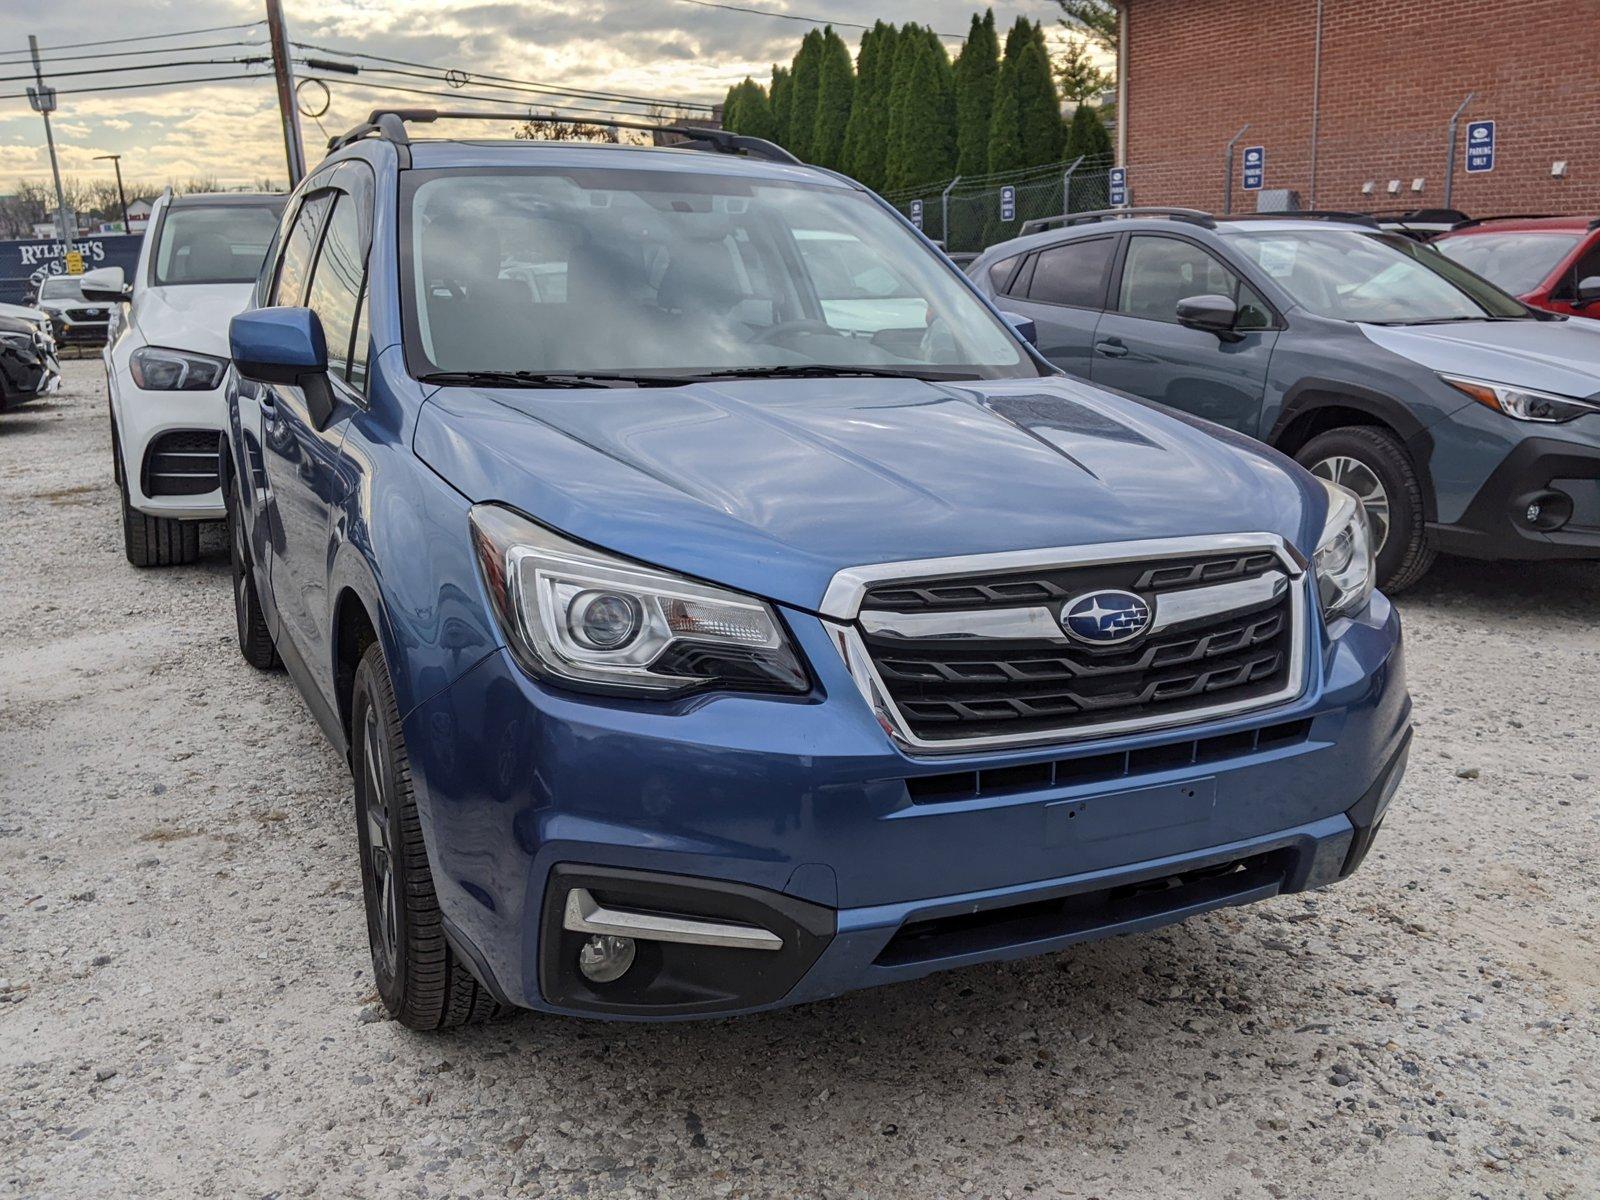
[351,652,410,1016]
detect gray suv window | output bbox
[1117,235,1272,329]
[1028,237,1115,309]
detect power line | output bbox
[293,41,717,113]
[324,61,708,114]
[301,75,702,126]
[0,20,266,61]
[13,39,264,67]
[671,0,966,41]
[0,56,268,85]
[0,71,270,103]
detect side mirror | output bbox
[79,266,129,304]
[1175,293,1240,337]
[1001,311,1038,345]
[229,306,336,431]
[1574,275,1600,309]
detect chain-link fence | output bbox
[882,154,1116,254]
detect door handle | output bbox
[1094,339,1128,358]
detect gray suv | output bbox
[968,208,1600,590]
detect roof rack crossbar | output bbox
[326,108,800,165]
[1449,213,1581,231]
[1019,207,1216,235]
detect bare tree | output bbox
[515,112,623,143]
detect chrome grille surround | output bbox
[821,533,1311,755]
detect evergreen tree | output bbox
[722,82,745,133]
[882,24,925,191]
[844,22,899,191]
[1013,28,1065,166]
[1062,101,1112,164]
[986,36,1024,175]
[727,78,776,142]
[954,10,1000,178]
[886,29,956,192]
[811,26,855,171]
[1054,38,1110,105]
[769,65,792,149]
[786,29,825,161]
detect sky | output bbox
[0,0,1083,194]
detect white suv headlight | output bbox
[1314,479,1375,620]
[130,346,227,391]
[469,504,808,697]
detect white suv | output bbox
[84,191,286,566]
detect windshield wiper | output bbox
[683,364,979,382]
[1364,315,1531,326]
[418,370,691,389]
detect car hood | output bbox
[131,283,257,358]
[1360,318,1600,400]
[0,303,47,324]
[415,375,1322,613]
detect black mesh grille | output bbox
[859,551,1296,743]
[142,430,220,497]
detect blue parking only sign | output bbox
[909,198,923,229]
[1242,146,1265,191]
[1109,167,1127,206]
[999,185,1016,221]
[1465,120,1495,173]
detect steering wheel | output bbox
[751,319,838,347]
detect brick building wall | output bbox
[1123,0,1600,216]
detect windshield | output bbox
[402,167,1033,380]
[1229,229,1530,323]
[152,202,284,286]
[38,276,86,301]
[1434,231,1582,296]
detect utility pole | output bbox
[265,0,307,186]
[94,153,130,233]
[26,35,74,254]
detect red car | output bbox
[1433,215,1600,319]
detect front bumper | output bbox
[402,593,1409,1020]
[51,317,109,346]
[109,367,228,519]
[1424,406,1600,561]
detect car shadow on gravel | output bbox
[1398,552,1600,619]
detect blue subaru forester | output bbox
[223,111,1410,1029]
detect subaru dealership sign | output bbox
[1465,120,1495,173]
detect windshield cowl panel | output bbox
[1232,228,1530,325]
[399,166,1037,382]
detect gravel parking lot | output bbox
[2,357,1597,1199]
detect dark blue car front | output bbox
[222,113,1409,1029]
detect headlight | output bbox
[469,504,808,697]
[1442,374,1600,423]
[1314,479,1375,620]
[130,346,227,391]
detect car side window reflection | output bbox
[304,196,367,385]
[1117,235,1272,329]
[273,192,333,308]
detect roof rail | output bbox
[1221,210,1381,228]
[1365,207,1469,224]
[1019,207,1215,235]
[1448,213,1576,231]
[326,109,800,166]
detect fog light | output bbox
[577,934,636,983]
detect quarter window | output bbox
[273,192,332,307]
[304,196,367,384]
[1027,237,1115,309]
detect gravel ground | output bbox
[2,358,1597,1200]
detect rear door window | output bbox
[1026,237,1115,309]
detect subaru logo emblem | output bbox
[1061,590,1152,646]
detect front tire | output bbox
[120,470,199,567]
[1296,426,1436,593]
[228,486,278,670]
[351,641,498,1030]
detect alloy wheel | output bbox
[1309,454,1391,553]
